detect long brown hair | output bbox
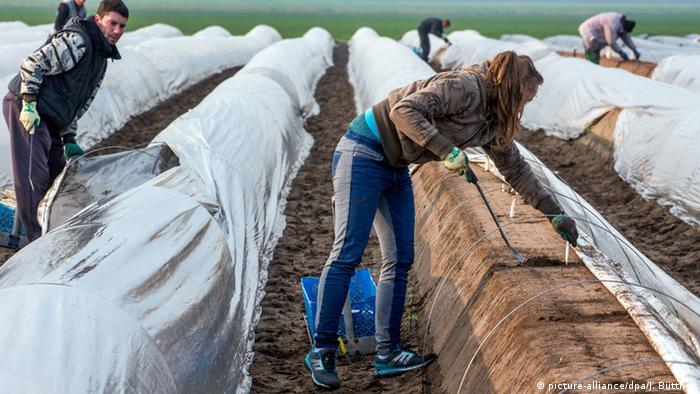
[486,51,543,148]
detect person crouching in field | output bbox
[416,17,451,62]
[578,12,640,64]
[3,0,129,242]
[305,51,579,389]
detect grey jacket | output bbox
[12,17,114,140]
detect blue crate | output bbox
[301,268,376,343]
[0,202,16,234]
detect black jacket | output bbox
[9,17,120,134]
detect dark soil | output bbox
[517,129,700,297]
[249,44,438,393]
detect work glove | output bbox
[19,100,41,132]
[633,49,641,60]
[443,37,451,45]
[619,51,629,61]
[550,214,579,247]
[64,142,85,159]
[443,146,476,183]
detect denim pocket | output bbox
[352,143,384,161]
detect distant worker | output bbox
[578,12,640,64]
[417,17,451,62]
[3,0,128,242]
[53,0,87,33]
[305,51,579,389]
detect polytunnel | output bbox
[0,24,282,190]
[0,27,335,393]
[642,35,700,48]
[192,25,232,37]
[0,23,51,44]
[652,55,700,93]
[350,27,700,393]
[0,21,28,31]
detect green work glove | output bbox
[443,146,476,183]
[64,142,85,159]
[19,100,41,132]
[550,214,579,247]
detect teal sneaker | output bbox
[305,348,341,389]
[374,345,436,377]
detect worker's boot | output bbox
[374,344,436,377]
[305,348,341,389]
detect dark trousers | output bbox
[2,91,65,241]
[418,29,430,62]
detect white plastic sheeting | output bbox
[0,23,183,77]
[399,29,447,62]
[348,27,433,114]
[0,21,28,31]
[348,27,700,390]
[442,31,552,70]
[643,35,700,48]
[0,41,40,76]
[0,27,334,393]
[442,32,700,226]
[242,27,333,118]
[115,23,183,47]
[652,55,700,93]
[193,25,232,37]
[0,25,281,190]
[125,25,281,103]
[0,23,51,45]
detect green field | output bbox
[2,2,699,42]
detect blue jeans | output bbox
[314,129,415,355]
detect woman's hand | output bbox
[550,214,579,247]
[443,146,476,183]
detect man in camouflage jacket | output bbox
[2,0,128,242]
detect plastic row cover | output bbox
[0,21,28,31]
[0,27,334,393]
[652,55,700,93]
[242,27,334,118]
[444,30,700,226]
[348,27,700,391]
[0,23,51,45]
[348,27,433,113]
[0,23,183,76]
[442,31,553,70]
[192,25,232,37]
[642,35,700,48]
[0,25,281,190]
